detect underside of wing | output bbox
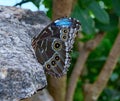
[36,38,71,77]
[32,17,81,77]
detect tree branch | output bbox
[66,32,105,101]
[14,0,30,6]
[83,31,120,101]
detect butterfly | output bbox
[32,17,81,77]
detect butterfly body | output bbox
[32,17,80,77]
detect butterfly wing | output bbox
[32,17,80,77]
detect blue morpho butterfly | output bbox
[32,17,81,77]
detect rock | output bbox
[0,5,50,101]
[21,89,54,101]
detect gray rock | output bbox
[0,6,50,101]
[26,89,54,101]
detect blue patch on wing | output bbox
[54,18,72,27]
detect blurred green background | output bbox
[1,0,120,101]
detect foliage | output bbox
[42,0,52,18]
[70,0,120,101]
[15,0,120,101]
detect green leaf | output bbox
[43,0,52,18]
[31,0,41,8]
[88,1,109,24]
[112,0,120,16]
[102,0,112,9]
[95,13,118,31]
[71,4,95,34]
[77,0,93,8]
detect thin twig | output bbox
[14,0,30,6]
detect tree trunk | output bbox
[48,0,74,101]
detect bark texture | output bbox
[0,6,50,101]
[53,0,73,19]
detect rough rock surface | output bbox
[21,90,54,101]
[0,6,50,101]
